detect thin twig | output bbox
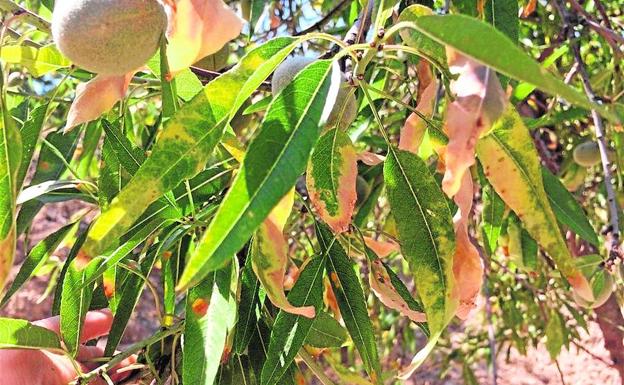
[553,0,622,264]
[0,0,51,33]
[294,0,352,36]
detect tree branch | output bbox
[553,0,622,263]
[294,0,352,36]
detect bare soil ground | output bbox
[1,200,621,385]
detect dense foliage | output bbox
[0,0,622,384]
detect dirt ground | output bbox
[1,201,621,385]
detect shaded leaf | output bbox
[183,260,238,385]
[305,311,348,348]
[541,167,599,246]
[317,223,381,384]
[261,256,325,385]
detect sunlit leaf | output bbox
[476,107,592,300]
[0,318,62,350]
[178,59,338,291]
[80,37,301,261]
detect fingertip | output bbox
[81,309,114,343]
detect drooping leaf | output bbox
[0,89,21,293]
[183,260,238,385]
[476,107,592,300]
[307,128,358,233]
[261,256,325,385]
[305,311,348,348]
[178,59,339,291]
[316,223,381,383]
[1,221,77,308]
[369,258,426,323]
[384,148,456,377]
[60,256,105,356]
[0,318,62,350]
[541,167,599,247]
[450,174,483,320]
[252,191,314,317]
[80,37,301,260]
[545,310,564,360]
[410,14,622,122]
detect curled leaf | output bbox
[442,49,506,197]
[307,128,358,233]
[165,0,244,74]
[451,173,483,320]
[252,191,315,318]
[369,259,426,323]
[65,73,133,130]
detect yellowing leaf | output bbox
[252,191,315,318]
[369,258,426,323]
[442,49,506,197]
[451,174,483,320]
[65,73,133,130]
[477,107,593,301]
[166,0,244,74]
[307,128,358,233]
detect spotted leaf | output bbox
[476,106,593,301]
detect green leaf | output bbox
[0,45,71,76]
[476,107,590,296]
[541,167,599,246]
[104,248,160,356]
[479,167,506,256]
[484,0,518,43]
[16,104,46,190]
[178,59,337,290]
[307,128,358,233]
[384,148,456,333]
[233,249,264,354]
[545,310,564,360]
[411,15,621,122]
[305,311,348,349]
[81,37,301,260]
[1,221,76,308]
[0,318,62,350]
[217,355,259,385]
[0,89,21,293]
[398,5,446,66]
[261,256,325,385]
[52,229,89,315]
[60,256,105,356]
[316,223,381,383]
[183,260,238,385]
